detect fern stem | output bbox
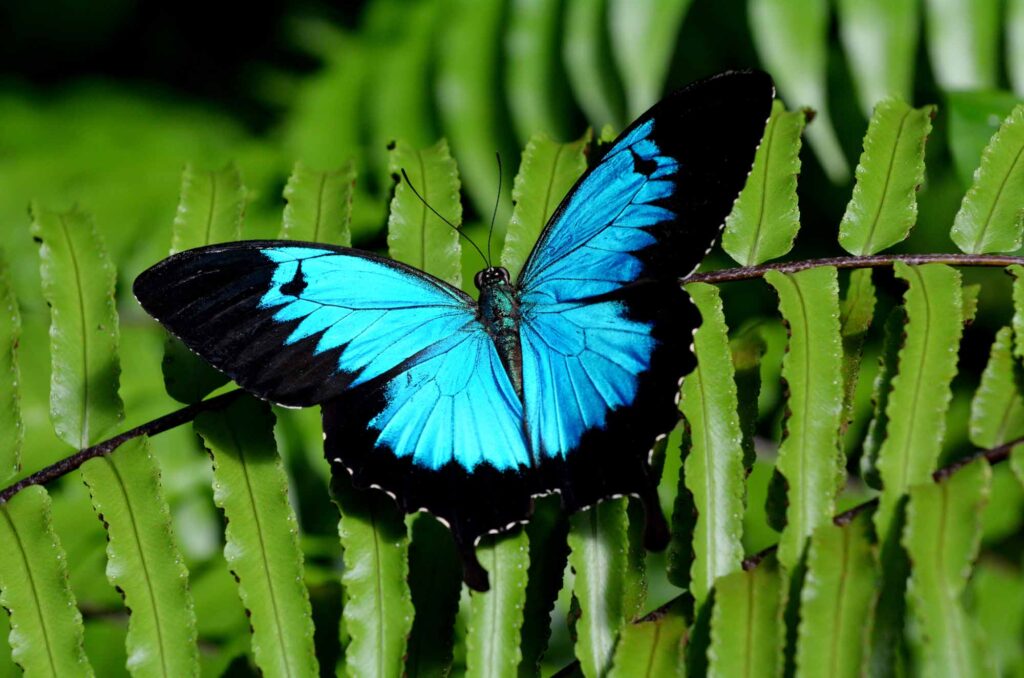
[2,255,1022,505]
[552,430,1023,677]
[685,253,1024,285]
[739,431,1023,570]
[0,389,242,505]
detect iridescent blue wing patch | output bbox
[516,71,774,537]
[135,243,480,405]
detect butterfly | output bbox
[134,70,773,591]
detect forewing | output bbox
[134,241,477,407]
[517,72,773,520]
[518,70,774,298]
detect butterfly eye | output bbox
[473,271,485,290]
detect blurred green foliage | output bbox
[0,0,1023,675]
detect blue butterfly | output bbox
[135,71,773,590]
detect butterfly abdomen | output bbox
[476,272,523,397]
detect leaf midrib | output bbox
[2,506,60,676]
[747,111,780,266]
[641,623,663,677]
[313,171,328,243]
[225,422,294,678]
[57,214,90,448]
[860,107,913,255]
[486,544,502,674]
[783,273,819,553]
[541,144,568,225]
[827,526,852,676]
[417,151,429,272]
[103,455,172,677]
[992,391,1023,445]
[743,572,756,678]
[897,266,934,495]
[933,482,970,676]
[694,366,720,595]
[204,171,219,245]
[969,132,1024,253]
[584,508,614,672]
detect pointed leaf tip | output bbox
[723,100,805,266]
[951,104,1024,254]
[501,131,590,282]
[281,161,355,245]
[839,99,934,256]
[388,139,464,289]
[31,204,123,448]
[970,327,1024,449]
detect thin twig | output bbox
[553,430,1024,678]
[2,252,1021,506]
[736,432,1023,570]
[0,389,242,505]
[684,253,1024,285]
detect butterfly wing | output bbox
[135,242,532,587]
[516,71,774,535]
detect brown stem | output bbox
[563,432,1024,678]
[0,390,242,505]
[684,253,1024,285]
[736,432,1022,570]
[3,253,1020,507]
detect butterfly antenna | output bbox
[486,153,503,268]
[400,168,488,267]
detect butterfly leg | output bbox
[454,533,491,593]
[638,473,670,551]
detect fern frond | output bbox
[873,263,963,539]
[836,0,918,115]
[388,139,464,288]
[903,460,992,676]
[607,609,687,678]
[333,473,412,678]
[708,556,784,676]
[501,131,589,282]
[838,99,934,256]
[678,283,746,602]
[196,398,318,676]
[764,266,844,568]
[506,0,573,143]
[748,0,848,181]
[0,253,21,484]
[281,162,355,245]
[951,104,1024,254]
[31,205,123,448]
[80,437,199,677]
[0,487,92,676]
[567,499,634,678]
[795,513,877,677]
[607,0,692,118]
[970,327,1024,448]
[464,530,530,677]
[722,100,805,267]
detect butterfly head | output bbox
[473,266,511,291]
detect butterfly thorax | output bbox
[474,267,523,397]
